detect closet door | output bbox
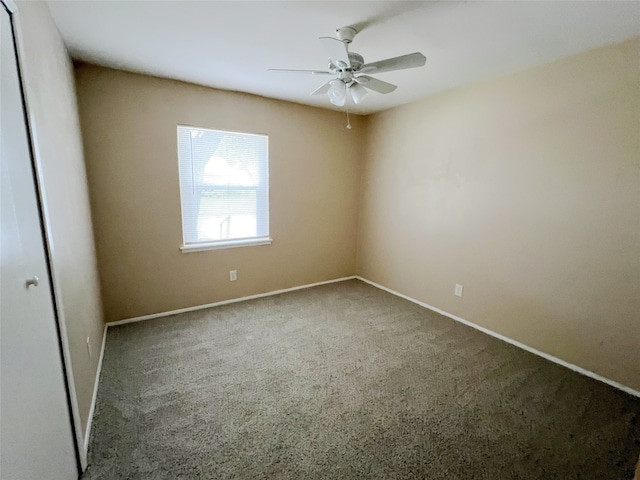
[0,4,78,479]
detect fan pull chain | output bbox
[344,82,352,130]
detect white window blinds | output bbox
[177,126,270,251]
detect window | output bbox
[177,126,270,252]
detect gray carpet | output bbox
[83,280,640,479]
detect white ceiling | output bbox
[47,1,640,115]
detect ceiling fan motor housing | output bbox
[348,52,364,70]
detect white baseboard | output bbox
[355,276,640,399]
[107,276,358,327]
[83,324,107,458]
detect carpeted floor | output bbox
[83,280,640,479]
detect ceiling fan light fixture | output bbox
[328,79,346,107]
[350,83,369,104]
[268,26,426,109]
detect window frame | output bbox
[176,125,271,253]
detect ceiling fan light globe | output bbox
[328,80,346,107]
[350,83,369,104]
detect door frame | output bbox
[1,0,84,472]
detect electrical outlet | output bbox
[86,337,92,357]
[454,284,463,297]
[230,270,237,281]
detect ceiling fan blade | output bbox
[310,81,333,96]
[268,69,333,75]
[359,52,426,74]
[355,75,397,94]
[319,37,351,68]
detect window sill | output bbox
[180,237,272,253]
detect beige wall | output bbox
[15,1,105,456]
[358,38,640,390]
[74,64,363,323]
[74,38,639,391]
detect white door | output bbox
[0,5,78,479]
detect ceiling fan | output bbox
[269,26,426,107]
